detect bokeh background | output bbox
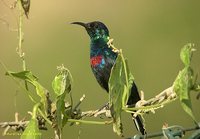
[0,0,200,139]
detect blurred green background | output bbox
[0,0,200,139]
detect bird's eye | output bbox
[94,24,99,29]
[89,23,98,29]
[89,23,94,28]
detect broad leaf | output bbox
[180,43,195,66]
[21,103,41,139]
[173,44,196,122]
[122,59,134,106]
[6,70,48,115]
[6,71,38,82]
[52,66,72,134]
[33,82,48,115]
[20,119,41,139]
[52,67,72,96]
[109,53,133,136]
[55,93,67,132]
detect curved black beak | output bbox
[71,22,87,28]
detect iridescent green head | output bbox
[71,21,109,40]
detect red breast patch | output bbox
[90,55,103,67]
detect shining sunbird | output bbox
[72,21,146,135]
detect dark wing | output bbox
[91,54,116,92]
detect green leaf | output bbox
[21,119,41,139]
[52,74,65,96]
[180,43,195,66]
[109,54,124,136]
[55,93,66,131]
[108,52,133,136]
[6,71,38,82]
[33,82,48,114]
[6,70,48,115]
[173,44,196,122]
[122,59,134,106]
[21,103,41,139]
[52,66,72,96]
[52,65,73,134]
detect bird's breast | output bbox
[90,55,105,68]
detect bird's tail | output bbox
[133,114,146,135]
[127,82,146,135]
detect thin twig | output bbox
[0,86,196,138]
[73,94,86,111]
[80,104,111,118]
[127,124,200,139]
[124,86,177,113]
[0,121,47,131]
[0,113,48,135]
[16,0,29,91]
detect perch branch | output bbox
[0,112,47,136]
[0,86,178,135]
[124,86,177,117]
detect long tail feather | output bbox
[133,114,146,135]
[128,82,146,135]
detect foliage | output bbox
[108,44,200,137]
[6,71,48,115]
[52,65,73,137]
[108,50,134,136]
[0,1,200,139]
[173,43,198,122]
[21,103,41,139]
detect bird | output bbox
[71,21,146,135]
